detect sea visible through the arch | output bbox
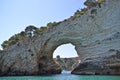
[0,71,120,80]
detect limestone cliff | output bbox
[0,0,120,76]
[55,57,80,71]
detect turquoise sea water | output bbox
[0,71,120,80]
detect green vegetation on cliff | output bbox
[1,25,48,49]
[1,31,26,49]
[68,8,88,20]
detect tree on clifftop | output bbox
[25,25,38,37]
[1,40,9,49]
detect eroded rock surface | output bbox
[55,56,80,71]
[0,0,120,76]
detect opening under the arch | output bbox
[53,43,80,71]
[53,44,78,58]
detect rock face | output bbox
[55,56,80,71]
[72,51,120,75]
[0,0,120,76]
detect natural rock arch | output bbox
[39,38,79,60]
[53,44,80,71]
[0,0,120,75]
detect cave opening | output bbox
[53,43,80,72]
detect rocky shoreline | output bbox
[72,51,120,75]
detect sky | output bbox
[0,0,86,58]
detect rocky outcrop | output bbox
[0,0,120,76]
[72,50,120,75]
[55,56,80,71]
[71,0,120,75]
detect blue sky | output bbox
[0,0,85,57]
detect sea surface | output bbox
[0,71,120,80]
